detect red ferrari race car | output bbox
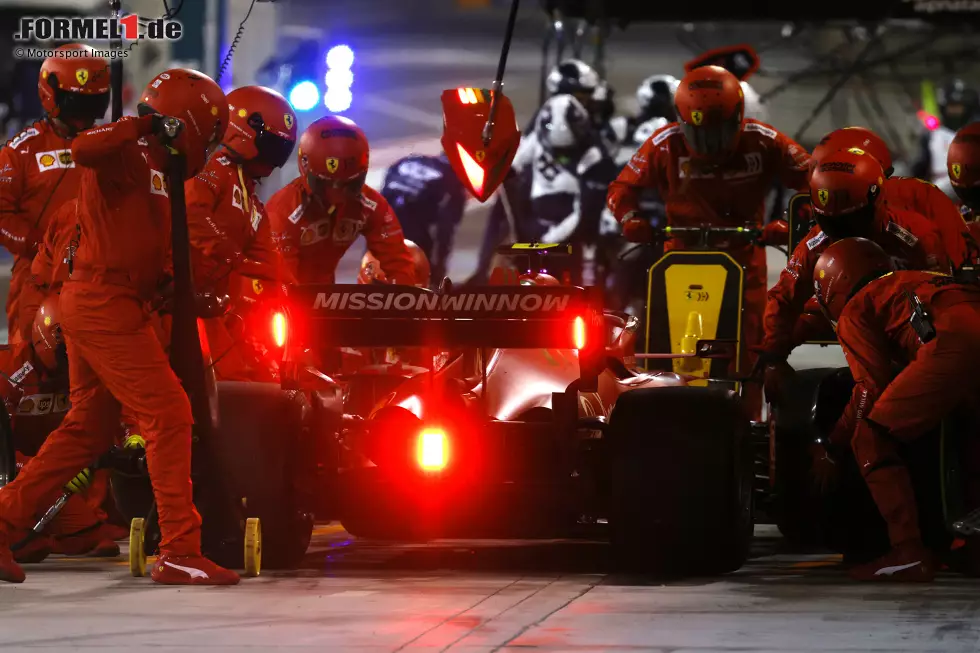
[278,247,755,576]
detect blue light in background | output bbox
[325,68,354,89]
[288,81,320,112]
[325,45,354,70]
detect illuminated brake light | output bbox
[417,428,448,471]
[272,311,287,348]
[573,316,586,350]
[456,143,485,195]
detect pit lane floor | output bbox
[1,524,978,652]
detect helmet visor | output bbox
[56,89,109,125]
[679,110,741,157]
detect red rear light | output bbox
[573,315,586,350]
[272,311,287,348]
[417,427,449,472]
[455,143,485,196]
[917,110,940,131]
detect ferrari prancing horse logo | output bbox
[475,150,486,162]
[817,188,829,206]
[952,163,962,180]
[75,69,89,86]
[690,110,703,126]
[326,157,339,174]
[284,113,294,130]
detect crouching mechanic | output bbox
[0,45,109,345]
[186,85,297,381]
[757,149,948,397]
[267,116,415,286]
[606,65,810,418]
[812,237,980,581]
[810,126,974,270]
[0,68,240,585]
[3,297,121,562]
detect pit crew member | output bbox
[381,153,467,287]
[0,45,109,345]
[2,297,121,562]
[186,85,297,381]
[758,149,946,393]
[606,65,810,418]
[266,116,415,285]
[946,121,980,241]
[813,237,980,581]
[913,80,980,201]
[0,68,239,586]
[810,126,973,271]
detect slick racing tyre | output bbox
[608,386,753,577]
[206,382,315,569]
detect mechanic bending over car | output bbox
[757,148,949,400]
[0,68,240,586]
[0,45,109,347]
[812,237,980,582]
[185,85,298,381]
[267,116,416,286]
[380,152,467,287]
[810,127,974,270]
[2,296,123,564]
[606,64,811,419]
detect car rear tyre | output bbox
[608,386,753,576]
[205,382,315,569]
[0,402,16,489]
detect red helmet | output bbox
[809,149,885,240]
[32,294,66,373]
[948,122,980,210]
[812,127,893,176]
[358,240,430,287]
[813,238,895,323]
[674,65,745,159]
[138,69,229,178]
[222,86,297,177]
[38,44,110,132]
[297,116,370,205]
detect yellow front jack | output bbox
[678,311,703,374]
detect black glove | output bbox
[150,115,184,145]
[750,349,787,379]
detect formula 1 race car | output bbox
[279,247,754,577]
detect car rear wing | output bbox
[285,283,607,388]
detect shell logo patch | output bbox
[848,147,865,156]
[819,269,825,279]
[300,228,315,245]
[952,163,962,180]
[149,169,168,197]
[284,113,294,129]
[691,110,703,126]
[817,188,829,206]
[252,279,264,295]
[75,68,89,86]
[232,185,244,210]
[43,315,51,327]
[211,106,219,116]
[475,150,486,163]
[326,158,339,174]
[36,149,75,172]
[237,108,247,118]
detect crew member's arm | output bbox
[923,180,972,269]
[184,167,239,286]
[606,128,668,222]
[364,198,415,285]
[0,146,39,258]
[828,309,894,450]
[773,129,811,191]
[240,201,297,286]
[70,115,155,170]
[266,187,303,284]
[759,227,824,359]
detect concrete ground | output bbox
[2,525,979,652]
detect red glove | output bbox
[622,213,652,243]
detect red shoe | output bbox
[0,545,26,583]
[849,541,936,582]
[150,553,241,586]
[13,535,53,564]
